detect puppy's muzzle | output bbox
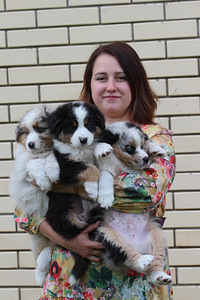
[143,157,149,164]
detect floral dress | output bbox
[14,124,176,300]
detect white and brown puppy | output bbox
[94,122,172,286]
[10,105,60,286]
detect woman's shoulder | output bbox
[141,124,173,139]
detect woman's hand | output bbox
[39,220,104,263]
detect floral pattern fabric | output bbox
[14,124,176,300]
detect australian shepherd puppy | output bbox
[9,105,60,286]
[43,101,111,285]
[93,122,173,285]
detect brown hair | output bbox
[79,41,158,125]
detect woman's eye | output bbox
[96,76,106,81]
[125,145,136,155]
[116,75,126,81]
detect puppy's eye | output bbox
[34,126,46,133]
[125,145,136,155]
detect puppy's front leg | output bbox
[79,164,100,200]
[98,170,114,209]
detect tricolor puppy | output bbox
[94,122,173,285]
[9,105,60,286]
[44,101,111,286]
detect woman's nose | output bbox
[106,79,117,92]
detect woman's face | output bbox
[91,54,132,124]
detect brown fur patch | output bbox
[58,132,72,144]
[78,164,100,183]
[113,147,138,168]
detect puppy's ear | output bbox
[146,140,166,157]
[98,129,119,146]
[48,113,62,135]
[90,104,105,130]
[15,125,21,142]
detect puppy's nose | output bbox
[143,156,149,164]
[79,137,87,144]
[28,142,35,149]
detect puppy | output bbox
[43,101,111,285]
[93,122,173,285]
[10,105,60,286]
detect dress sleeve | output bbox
[113,124,176,217]
[14,207,45,234]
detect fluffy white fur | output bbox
[10,105,60,286]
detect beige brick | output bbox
[0,69,7,85]
[143,59,198,78]
[0,197,15,213]
[69,0,130,5]
[10,104,43,122]
[0,288,19,300]
[176,154,200,172]
[0,233,31,250]
[101,3,163,23]
[0,124,16,140]
[70,24,132,44]
[0,270,36,286]
[169,77,200,96]
[0,48,37,67]
[8,28,68,48]
[0,11,35,29]
[163,229,174,248]
[0,160,14,177]
[134,20,197,40]
[156,97,200,116]
[176,229,200,247]
[40,83,82,102]
[178,267,200,284]
[169,267,176,285]
[171,116,200,134]
[164,211,200,228]
[166,193,173,210]
[0,215,15,232]
[167,39,200,58]
[0,178,10,195]
[39,44,97,65]
[0,32,5,48]
[38,7,99,27]
[0,143,12,159]
[0,106,9,122]
[19,251,35,268]
[172,173,200,191]
[173,286,200,300]
[71,64,86,82]
[129,41,165,59]
[0,252,17,268]
[173,135,200,153]
[175,192,200,210]
[169,248,200,266]
[166,1,200,20]
[9,65,69,85]
[6,0,66,10]
[20,288,43,300]
[0,0,4,10]
[0,86,39,103]
[149,79,167,96]
[154,117,169,128]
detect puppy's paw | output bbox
[36,178,52,191]
[45,157,60,183]
[35,268,48,286]
[84,182,98,200]
[69,274,79,287]
[37,247,52,272]
[148,271,173,286]
[149,143,166,157]
[98,190,114,209]
[137,255,154,271]
[94,142,113,158]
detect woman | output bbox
[14,41,176,299]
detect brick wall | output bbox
[0,0,199,299]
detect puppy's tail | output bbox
[69,254,90,286]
